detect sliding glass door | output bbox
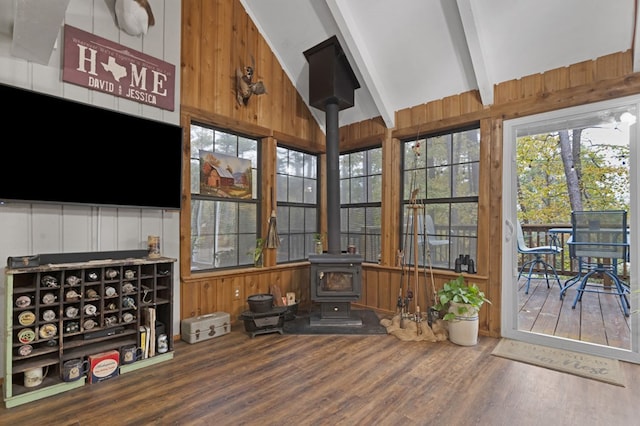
[502,95,639,363]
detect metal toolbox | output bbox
[181,312,230,344]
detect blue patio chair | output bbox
[517,221,563,294]
[567,210,630,316]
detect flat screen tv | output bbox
[0,83,183,210]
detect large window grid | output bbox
[190,123,260,271]
[276,146,318,262]
[340,147,382,263]
[402,127,480,270]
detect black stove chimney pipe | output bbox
[303,36,360,254]
[325,101,340,254]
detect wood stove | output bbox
[304,36,362,327]
[309,253,362,326]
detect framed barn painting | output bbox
[199,150,252,199]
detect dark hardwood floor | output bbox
[518,274,631,349]
[2,314,640,425]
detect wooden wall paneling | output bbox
[377,269,393,313]
[519,74,544,100]
[255,37,273,128]
[269,55,285,134]
[218,0,235,117]
[179,115,193,278]
[180,0,201,111]
[568,60,595,88]
[494,79,521,105]
[197,0,216,112]
[459,91,483,115]
[395,107,413,129]
[263,137,277,266]
[233,4,255,124]
[426,99,444,122]
[543,67,569,94]
[201,279,218,315]
[442,94,461,120]
[181,281,200,318]
[595,50,632,81]
[380,133,400,267]
[268,269,284,304]
[486,117,504,337]
[410,104,427,128]
[362,269,376,307]
[475,118,493,278]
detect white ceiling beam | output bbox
[326,0,395,128]
[456,0,493,106]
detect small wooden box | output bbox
[181,312,230,344]
[88,350,120,384]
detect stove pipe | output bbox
[303,36,360,253]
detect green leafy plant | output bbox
[432,274,491,321]
[248,238,265,264]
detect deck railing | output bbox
[519,223,630,280]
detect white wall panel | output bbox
[31,205,64,253]
[61,205,94,252]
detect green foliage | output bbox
[517,132,629,224]
[432,275,491,321]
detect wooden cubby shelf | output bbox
[4,250,175,408]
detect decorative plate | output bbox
[18,328,36,343]
[39,323,58,339]
[18,311,36,326]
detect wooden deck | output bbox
[518,274,631,349]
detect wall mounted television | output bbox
[0,83,183,210]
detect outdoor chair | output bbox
[566,210,630,316]
[516,221,563,294]
[404,213,449,268]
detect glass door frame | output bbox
[501,94,639,363]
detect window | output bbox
[189,123,259,271]
[276,146,318,262]
[402,127,480,270]
[340,147,382,263]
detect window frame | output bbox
[339,146,383,263]
[401,125,481,270]
[275,144,319,263]
[189,121,261,272]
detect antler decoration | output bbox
[236,56,267,106]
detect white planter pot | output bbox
[447,302,479,346]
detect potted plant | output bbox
[432,274,491,346]
[248,238,265,267]
[313,233,325,254]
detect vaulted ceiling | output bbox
[1,1,638,134]
[241,0,640,131]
